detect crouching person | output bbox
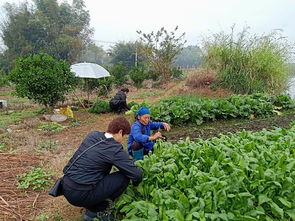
[127,106,171,161]
[62,117,142,221]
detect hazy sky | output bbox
[0,0,294,50]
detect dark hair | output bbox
[120,88,129,93]
[107,117,131,135]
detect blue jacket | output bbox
[127,120,164,155]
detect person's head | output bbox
[120,88,129,95]
[136,106,151,126]
[107,116,131,143]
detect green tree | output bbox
[129,65,147,88]
[9,53,78,108]
[109,41,145,71]
[110,62,128,87]
[137,26,186,83]
[0,0,92,74]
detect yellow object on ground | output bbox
[59,106,74,118]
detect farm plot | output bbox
[117,125,295,220]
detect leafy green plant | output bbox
[88,100,110,114]
[203,27,292,94]
[97,76,115,97]
[9,53,78,108]
[117,125,295,220]
[150,93,295,125]
[37,122,67,132]
[36,213,50,221]
[37,140,58,152]
[125,101,150,117]
[110,62,128,87]
[0,143,5,152]
[170,67,184,79]
[129,65,147,88]
[18,167,52,190]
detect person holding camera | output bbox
[127,106,171,160]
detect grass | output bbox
[203,27,292,94]
[0,109,39,129]
[128,89,164,100]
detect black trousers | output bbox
[109,101,128,113]
[62,172,129,212]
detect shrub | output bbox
[170,67,184,79]
[9,53,78,108]
[18,167,52,190]
[0,75,9,87]
[129,65,147,88]
[97,76,115,97]
[88,100,110,114]
[110,62,128,87]
[203,27,292,94]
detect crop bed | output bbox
[0,153,47,220]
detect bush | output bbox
[0,75,9,87]
[203,28,292,94]
[170,67,184,79]
[97,76,115,97]
[129,65,147,88]
[88,100,110,114]
[110,62,128,87]
[9,53,78,108]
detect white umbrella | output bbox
[70,62,110,79]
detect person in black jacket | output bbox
[109,88,130,113]
[62,117,142,221]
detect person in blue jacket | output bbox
[127,106,171,160]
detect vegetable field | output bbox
[117,124,295,220]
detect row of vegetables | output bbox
[116,123,295,220]
[127,93,295,125]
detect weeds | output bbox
[37,122,66,132]
[17,167,52,190]
[37,140,58,152]
[203,27,292,94]
[0,109,39,129]
[0,143,5,152]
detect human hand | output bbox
[162,123,171,132]
[150,131,162,141]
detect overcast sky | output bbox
[0,0,294,51]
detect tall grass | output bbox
[203,27,293,94]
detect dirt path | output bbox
[166,112,295,142]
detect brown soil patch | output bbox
[166,112,295,142]
[0,153,47,220]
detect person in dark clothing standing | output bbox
[109,88,130,113]
[62,117,142,221]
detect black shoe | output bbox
[83,210,97,221]
[83,210,114,221]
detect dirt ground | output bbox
[165,112,295,142]
[1,81,294,220]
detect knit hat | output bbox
[136,106,150,118]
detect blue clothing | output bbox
[127,120,164,155]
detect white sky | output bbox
[0,0,295,51]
